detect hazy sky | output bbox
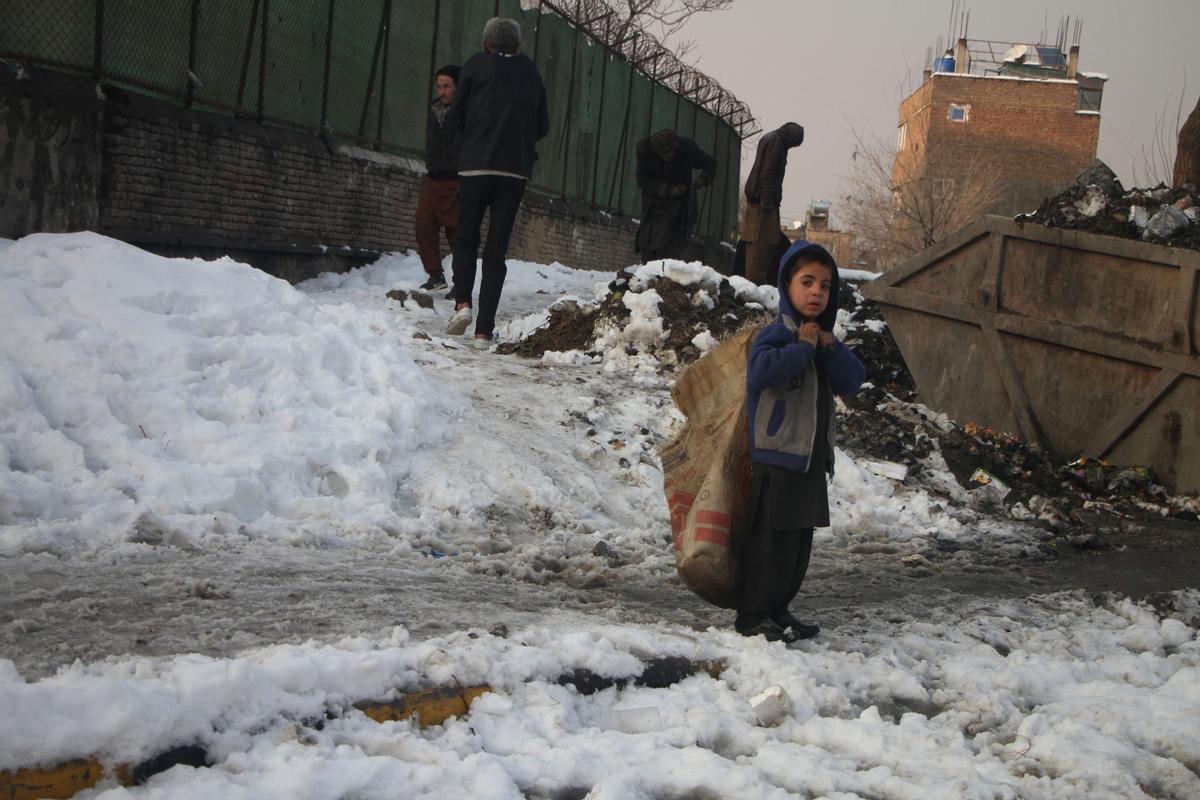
[677,0,1200,227]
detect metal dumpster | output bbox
[861,215,1200,493]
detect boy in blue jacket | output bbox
[739,241,866,642]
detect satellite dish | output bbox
[1003,44,1028,63]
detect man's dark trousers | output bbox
[451,174,527,337]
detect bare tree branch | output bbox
[1134,71,1188,187]
[608,0,733,60]
[839,125,1004,268]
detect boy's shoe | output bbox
[446,306,473,336]
[469,334,494,351]
[736,619,798,644]
[444,287,456,301]
[420,275,448,291]
[773,612,820,640]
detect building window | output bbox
[1077,81,1103,112]
[947,103,970,123]
[897,123,908,150]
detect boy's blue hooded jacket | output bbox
[746,240,866,473]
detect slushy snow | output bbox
[1,234,1197,799]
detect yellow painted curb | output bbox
[0,661,722,798]
[356,685,492,727]
[0,759,130,800]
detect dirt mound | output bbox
[497,270,773,364]
[496,293,620,358]
[1016,160,1199,251]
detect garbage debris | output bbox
[1144,205,1190,240]
[1016,159,1200,251]
[749,686,792,727]
[861,460,910,482]
[970,467,1013,503]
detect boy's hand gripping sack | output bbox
[659,327,757,608]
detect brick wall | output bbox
[4,72,733,282]
[895,80,934,176]
[798,228,854,268]
[893,73,1101,215]
[99,91,428,281]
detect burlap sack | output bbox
[659,326,759,608]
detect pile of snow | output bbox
[306,253,1025,579]
[498,258,882,377]
[593,261,776,369]
[498,259,779,372]
[2,591,1197,798]
[0,237,1010,577]
[0,234,449,554]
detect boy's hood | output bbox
[776,239,840,332]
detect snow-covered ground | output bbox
[2,234,1198,798]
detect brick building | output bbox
[892,38,1106,216]
[784,200,859,268]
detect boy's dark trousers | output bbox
[450,174,527,337]
[736,508,814,631]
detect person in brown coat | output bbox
[414,65,461,292]
[742,122,804,285]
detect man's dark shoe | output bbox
[420,275,448,291]
[736,619,798,643]
[444,286,456,301]
[774,612,820,640]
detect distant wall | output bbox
[787,227,854,269]
[1,70,732,281]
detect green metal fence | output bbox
[1,0,751,240]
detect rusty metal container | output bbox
[862,215,1200,493]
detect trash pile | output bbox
[1016,160,1200,251]
[497,265,773,364]
[940,424,1198,519]
[498,259,1199,527]
[842,392,1200,525]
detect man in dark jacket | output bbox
[445,17,549,345]
[635,129,717,262]
[742,122,804,285]
[414,64,460,292]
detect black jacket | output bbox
[744,122,804,211]
[635,135,717,199]
[450,51,549,178]
[424,102,459,180]
[634,135,717,256]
